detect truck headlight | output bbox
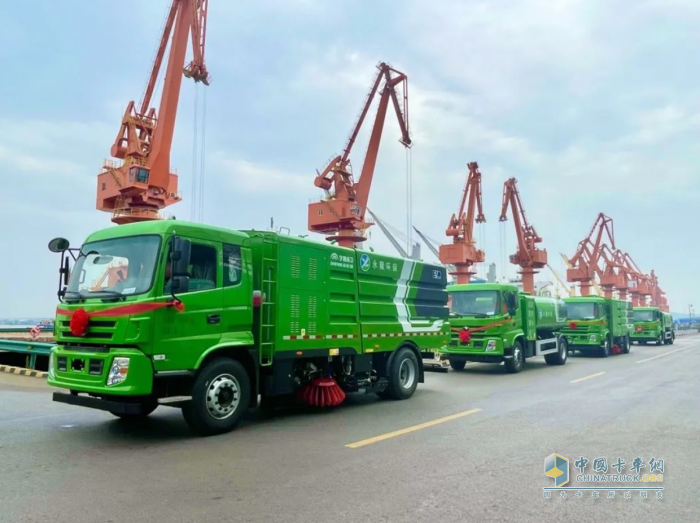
[589,334,597,342]
[485,339,497,352]
[48,352,55,377]
[107,357,130,386]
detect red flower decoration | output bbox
[568,322,578,329]
[70,308,90,337]
[458,328,471,345]
[636,327,642,333]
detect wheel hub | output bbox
[206,374,240,420]
[399,358,416,389]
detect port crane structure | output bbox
[438,162,486,284]
[97,0,210,224]
[308,62,411,248]
[498,178,546,294]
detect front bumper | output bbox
[441,338,506,362]
[53,392,145,414]
[47,346,153,396]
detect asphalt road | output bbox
[1,334,699,523]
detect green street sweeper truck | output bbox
[46,220,450,435]
[561,296,633,356]
[436,283,569,373]
[630,307,675,346]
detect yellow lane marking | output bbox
[636,346,692,364]
[345,408,482,449]
[570,371,606,384]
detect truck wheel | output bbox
[656,334,663,346]
[504,340,524,373]
[670,332,675,345]
[182,358,251,436]
[545,337,568,366]
[621,336,631,354]
[382,348,419,400]
[449,358,467,371]
[600,337,611,358]
[110,398,158,420]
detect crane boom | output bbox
[413,227,456,274]
[564,213,614,296]
[367,209,411,259]
[498,178,546,294]
[438,162,486,284]
[308,62,411,248]
[97,0,211,224]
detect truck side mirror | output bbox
[170,275,190,294]
[171,236,191,276]
[48,237,70,253]
[61,257,70,286]
[506,293,517,315]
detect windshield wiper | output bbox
[87,289,127,301]
[456,311,489,318]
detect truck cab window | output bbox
[165,242,217,294]
[223,244,242,286]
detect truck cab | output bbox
[631,307,675,346]
[440,283,568,373]
[562,297,632,357]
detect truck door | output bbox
[220,243,254,344]
[152,238,223,371]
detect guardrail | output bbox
[0,339,53,369]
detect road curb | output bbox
[0,365,47,379]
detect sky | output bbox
[1,0,698,318]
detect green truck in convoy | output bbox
[561,297,633,356]
[438,283,568,373]
[631,307,675,346]
[46,221,450,435]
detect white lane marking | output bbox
[570,371,606,384]
[636,346,694,364]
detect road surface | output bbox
[1,335,699,523]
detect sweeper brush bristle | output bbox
[612,345,622,355]
[297,377,346,407]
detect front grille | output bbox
[60,320,117,340]
[61,331,113,339]
[61,344,111,353]
[60,320,116,328]
[89,359,104,376]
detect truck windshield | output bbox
[634,310,657,322]
[449,290,500,317]
[67,235,161,298]
[567,302,599,320]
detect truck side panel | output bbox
[355,253,448,353]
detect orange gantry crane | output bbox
[565,213,615,296]
[97,0,211,224]
[308,62,411,248]
[498,178,546,294]
[438,162,486,284]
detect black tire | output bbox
[621,336,631,354]
[449,357,467,371]
[545,337,568,366]
[382,347,420,400]
[600,337,611,358]
[504,340,525,373]
[656,334,663,346]
[110,398,158,420]
[670,332,675,345]
[182,358,251,436]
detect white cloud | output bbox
[215,155,308,194]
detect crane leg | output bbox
[580,282,592,296]
[521,269,535,295]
